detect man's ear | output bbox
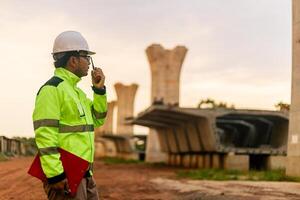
[68,56,78,68]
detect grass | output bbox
[102,157,172,169]
[176,169,300,182]
[102,157,143,165]
[0,153,8,161]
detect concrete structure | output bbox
[0,136,23,156]
[98,134,147,161]
[146,44,187,105]
[0,136,8,153]
[102,134,139,160]
[94,84,141,160]
[224,154,249,171]
[94,137,117,158]
[287,0,300,176]
[267,156,286,170]
[114,83,138,135]
[130,105,288,170]
[94,101,117,158]
[145,44,188,163]
[95,101,116,136]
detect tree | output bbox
[198,98,235,109]
[275,101,290,112]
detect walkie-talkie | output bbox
[90,57,101,83]
[91,56,95,70]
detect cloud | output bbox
[0,0,292,137]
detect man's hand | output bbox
[92,67,105,89]
[50,179,70,193]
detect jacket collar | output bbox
[54,67,81,86]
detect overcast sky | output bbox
[0,0,291,137]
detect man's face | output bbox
[74,54,91,78]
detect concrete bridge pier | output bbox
[114,83,138,136]
[287,0,300,176]
[145,44,188,163]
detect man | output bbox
[31,31,107,200]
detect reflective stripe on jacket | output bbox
[32,67,107,183]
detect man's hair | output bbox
[53,51,80,68]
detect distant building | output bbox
[0,136,24,156]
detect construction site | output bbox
[1,1,300,200]
[1,40,298,199]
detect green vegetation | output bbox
[13,137,37,156]
[102,157,143,165]
[275,101,290,112]
[147,162,167,167]
[198,98,235,109]
[177,169,300,182]
[0,153,8,161]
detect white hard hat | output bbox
[52,31,95,55]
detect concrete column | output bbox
[169,154,176,166]
[267,156,286,170]
[224,153,249,171]
[212,154,221,169]
[183,155,191,168]
[204,154,211,169]
[167,154,172,165]
[190,155,198,168]
[146,44,187,105]
[95,101,116,137]
[287,0,300,176]
[94,100,116,159]
[175,154,182,166]
[114,83,138,135]
[197,155,204,169]
[145,44,188,163]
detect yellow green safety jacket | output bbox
[33,67,107,184]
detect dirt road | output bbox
[1,157,300,200]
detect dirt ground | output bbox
[1,157,300,200]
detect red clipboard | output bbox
[28,148,89,197]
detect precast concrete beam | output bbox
[114,83,138,135]
[156,128,169,152]
[186,122,204,152]
[217,124,239,147]
[219,116,274,147]
[196,117,217,151]
[133,105,288,160]
[271,119,288,148]
[217,119,256,147]
[166,128,179,153]
[174,125,190,153]
[130,119,171,128]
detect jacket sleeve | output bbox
[90,86,108,127]
[32,86,65,184]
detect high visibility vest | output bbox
[28,67,107,194]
